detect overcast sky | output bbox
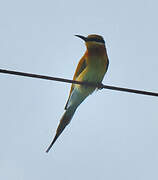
[0,0,158,180]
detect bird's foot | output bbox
[97,83,104,90]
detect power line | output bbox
[0,68,158,97]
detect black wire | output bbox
[0,68,158,97]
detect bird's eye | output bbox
[87,38,105,44]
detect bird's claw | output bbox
[97,83,104,90]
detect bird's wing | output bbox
[64,55,87,110]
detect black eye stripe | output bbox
[87,38,105,44]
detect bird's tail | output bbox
[46,106,76,153]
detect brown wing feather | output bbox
[64,55,87,110]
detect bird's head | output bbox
[75,34,105,49]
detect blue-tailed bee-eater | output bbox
[46,34,109,152]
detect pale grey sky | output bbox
[0,0,158,180]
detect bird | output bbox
[46,34,109,153]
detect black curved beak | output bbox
[75,35,87,42]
